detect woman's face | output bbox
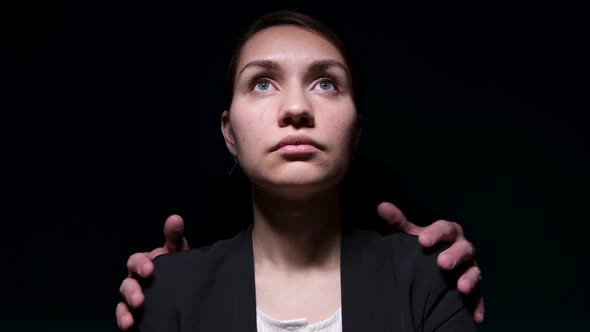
[222,25,360,197]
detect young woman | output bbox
[126,10,478,331]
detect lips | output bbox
[271,134,324,152]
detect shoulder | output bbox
[147,228,249,291]
[135,228,252,331]
[384,233,443,268]
[347,230,452,305]
[380,233,474,331]
[346,229,442,269]
[378,232,452,287]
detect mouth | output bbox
[271,134,324,152]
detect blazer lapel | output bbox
[340,227,380,331]
[206,225,258,332]
[206,224,383,332]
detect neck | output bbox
[251,185,342,272]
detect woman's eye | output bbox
[253,78,275,92]
[314,78,337,91]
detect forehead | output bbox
[237,25,346,70]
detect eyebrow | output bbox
[237,59,350,78]
[307,59,350,77]
[238,60,279,76]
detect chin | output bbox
[252,168,348,198]
[242,156,352,195]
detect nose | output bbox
[278,88,314,128]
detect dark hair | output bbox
[223,9,362,113]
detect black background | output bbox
[2,1,588,331]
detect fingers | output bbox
[473,296,485,323]
[418,218,485,323]
[457,265,482,294]
[127,252,155,278]
[119,277,144,309]
[115,216,187,331]
[163,214,190,252]
[418,219,464,248]
[437,239,476,270]
[377,202,423,236]
[146,246,169,260]
[116,301,135,330]
[457,265,485,323]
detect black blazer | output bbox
[135,225,476,331]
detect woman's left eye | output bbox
[314,78,337,91]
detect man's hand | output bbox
[377,202,485,323]
[115,214,190,330]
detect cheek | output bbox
[231,115,267,157]
[327,111,358,148]
[230,98,279,152]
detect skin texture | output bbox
[117,210,484,329]
[116,24,484,330]
[221,26,355,321]
[221,25,359,200]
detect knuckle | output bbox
[433,219,446,228]
[439,220,458,236]
[454,222,464,234]
[429,220,447,236]
[458,240,474,257]
[453,242,475,263]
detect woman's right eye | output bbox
[252,78,275,92]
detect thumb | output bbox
[377,202,423,236]
[163,214,190,252]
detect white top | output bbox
[256,307,342,332]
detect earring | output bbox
[229,155,239,175]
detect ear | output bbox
[221,110,237,156]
